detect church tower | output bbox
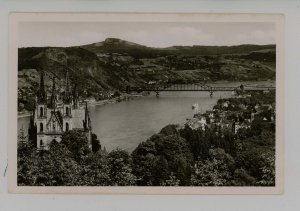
[63,70,72,132]
[72,84,80,109]
[33,68,92,150]
[36,71,47,149]
[49,77,57,110]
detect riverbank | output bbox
[87,93,145,107]
[17,93,146,118]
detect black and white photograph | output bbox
[9,13,284,194]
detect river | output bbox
[17,81,275,152]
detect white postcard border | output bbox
[8,12,284,194]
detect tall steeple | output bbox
[49,77,56,110]
[37,70,47,104]
[72,84,79,109]
[63,69,72,104]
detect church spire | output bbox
[37,70,47,104]
[49,77,56,110]
[63,69,72,104]
[72,84,79,109]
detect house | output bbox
[208,111,214,118]
[187,116,207,131]
[223,101,229,108]
[232,121,250,134]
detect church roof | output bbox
[46,110,63,130]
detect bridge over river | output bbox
[123,82,275,96]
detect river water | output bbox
[18,81,275,152]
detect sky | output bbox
[19,22,276,48]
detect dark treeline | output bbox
[18,92,275,186]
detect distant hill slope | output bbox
[18,38,276,111]
[82,38,275,58]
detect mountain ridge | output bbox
[79,38,275,57]
[18,38,276,111]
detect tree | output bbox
[132,132,193,186]
[179,125,209,159]
[159,124,179,136]
[61,130,91,162]
[152,155,170,186]
[17,141,37,185]
[38,141,82,186]
[191,148,234,186]
[232,168,256,186]
[18,141,83,186]
[107,149,136,186]
[256,152,275,186]
[235,140,275,183]
[91,133,101,153]
[83,150,111,186]
[131,140,157,185]
[165,172,180,186]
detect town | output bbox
[186,89,275,136]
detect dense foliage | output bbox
[132,125,193,186]
[18,133,136,186]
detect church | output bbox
[33,70,92,150]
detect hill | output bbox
[82,38,275,58]
[18,38,276,111]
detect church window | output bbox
[40,123,43,132]
[40,139,43,146]
[66,107,69,115]
[66,122,69,131]
[40,107,43,117]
